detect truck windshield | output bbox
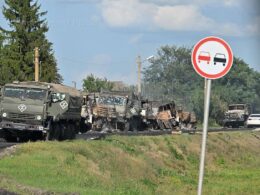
[98,96,126,106]
[229,105,245,110]
[4,87,46,101]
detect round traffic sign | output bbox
[192,36,233,79]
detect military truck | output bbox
[80,92,99,132]
[0,81,82,141]
[223,104,251,128]
[156,102,179,130]
[156,102,197,132]
[140,100,160,130]
[91,90,142,131]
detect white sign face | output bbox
[192,36,233,79]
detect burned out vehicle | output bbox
[156,102,178,130]
[223,104,251,128]
[156,102,197,132]
[177,106,197,131]
[140,100,160,129]
[90,91,142,131]
[0,81,82,141]
[80,92,99,132]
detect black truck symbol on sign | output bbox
[214,53,227,66]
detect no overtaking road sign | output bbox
[192,36,233,195]
[192,36,233,79]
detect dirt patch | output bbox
[0,146,17,159]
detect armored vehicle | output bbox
[0,81,82,141]
[223,104,251,128]
[91,90,142,131]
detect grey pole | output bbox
[198,78,211,195]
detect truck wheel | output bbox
[151,121,159,130]
[66,123,76,140]
[4,135,17,142]
[169,119,177,129]
[157,120,165,130]
[124,121,130,132]
[46,122,60,141]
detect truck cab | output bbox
[91,90,142,131]
[223,104,251,128]
[0,81,82,141]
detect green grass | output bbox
[0,131,259,194]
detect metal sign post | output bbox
[198,78,211,195]
[191,36,233,195]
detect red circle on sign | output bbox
[192,36,233,79]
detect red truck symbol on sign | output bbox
[198,51,211,64]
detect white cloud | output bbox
[98,0,259,37]
[223,0,240,7]
[153,5,214,31]
[100,0,156,27]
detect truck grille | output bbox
[96,106,117,118]
[228,113,238,118]
[8,113,35,120]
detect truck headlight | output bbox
[2,113,7,117]
[36,115,42,120]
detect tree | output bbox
[82,74,114,93]
[0,0,62,84]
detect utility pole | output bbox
[72,81,77,88]
[34,47,39,82]
[137,55,142,95]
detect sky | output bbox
[0,0,260,88]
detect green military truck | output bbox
[0,81,82,141]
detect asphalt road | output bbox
[0,127,258,144]
[76,127,258,140]
[0,141,17,150]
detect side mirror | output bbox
[51,93,66,103]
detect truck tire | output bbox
[124,121,130,132]
[66,123,76,140]
[157,120,165,130]
[46,122,60,141]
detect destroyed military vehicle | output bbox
[90,90,142,131]
[156,102,197,132]
[223,104,251,128]
[140,100,160,129]
[0,81,82,141]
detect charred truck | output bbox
[156,102,197,132]
[223,104,251,128]
[90,90,142,131]
[140,100,160,129]
[0,81,82,141]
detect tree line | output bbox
[0,0,62,85]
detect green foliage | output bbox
[82,74,114,92]
[0,0,62,85]
[143,45,260,122]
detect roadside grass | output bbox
[0,131,259,194]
